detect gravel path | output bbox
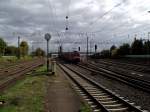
[45,66,81,112]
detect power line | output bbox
[67,0,71,17]
[47,0,58,32]
[91,3,121,25]
[86,2,123,32]
[88,10,148,34]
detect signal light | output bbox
[66,27,68,30]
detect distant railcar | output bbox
[61,51,80,63]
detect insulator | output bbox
[66,16,68,19]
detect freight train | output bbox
[59,51,80,63]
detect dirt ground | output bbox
[44,66,81,112]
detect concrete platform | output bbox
[44,65,81,112]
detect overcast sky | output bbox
[0,0,150,52]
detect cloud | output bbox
[0,0,150,52]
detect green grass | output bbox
[0,56,34,63]
[0,66,48,112]
[80,103,92,112]
[0,56,37,70]
[0,56,18,62]
[19,56,33,61]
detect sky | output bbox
[0,0,150,52]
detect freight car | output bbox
[60,51,80,63]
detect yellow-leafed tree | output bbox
[20,41,29,57]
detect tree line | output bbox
[97,38,150,58]
[0,37,45,58]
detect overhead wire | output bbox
[114,12,150,36]
[92,9,149,33]
[60,1,124,36]
[86,2,123,32]
[49,0,64,45]
[88,0,150,36]
[45,0,132,48]
[96,12,150,40]
[91,3,122,25]
[60,0,150,50]
[67,0,71,18]
[63,0,73,50]
[47,0,66,49]
[61,0,93,38]
[47,0,55,32]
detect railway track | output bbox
[95,59,150,73]
[88,61,150,83]
[0,60,28,69]
[78,63,150,93]
[58,63,145,112]
[0,59,44,92]
[0,60,36,75]
[102,59,150,67]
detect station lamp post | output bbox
[44,33,51,72]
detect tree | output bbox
[5,46,18,56]
[117,43,130,56]
[20,41,29,57]
[100,50,111,58]
[0,38,7,56]
[34,48,45,57]
[111,49,119,58]
[131,38,143,55]
[110,45,116,52]
[143,40,150,54]
[110,45,117,56]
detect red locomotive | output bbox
[60,51,80,63]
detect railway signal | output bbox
[44,33,51,72]
[78,46,80,52]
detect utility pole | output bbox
[87,35,89,61]
[148,32,150,41]
[147,32,150,65]
[59,46,61,53]
[90,41,92,54]
[147,11,150,65]
[18,36,20,59]
[31,41,34,58]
